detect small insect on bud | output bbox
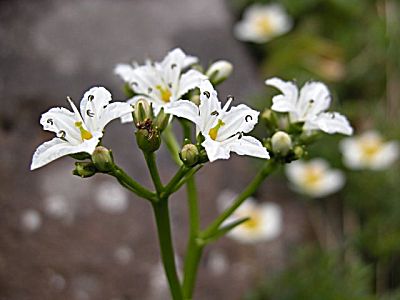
[154,108,170,132]
[271,131,292,156]
[92,146,114,172]
[73,161,97,178]
[180,144,199,167]
[134,98,153,127]
[206,60,233,85]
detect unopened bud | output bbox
[154,108,170,132]
[293,145,305,159]
[206,60,233,85]
[134,99,153,126]
[271,131,292,156]
[92,146,114,172]
[180,144,199,166]
[136,128,161,153]
[73,161,96,178]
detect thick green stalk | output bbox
[144,152,164,196]
[201,159,277,239]
[111,165,156,202]
[182,176,202,299]
[152,199,184,300]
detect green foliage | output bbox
[245,247,374,300]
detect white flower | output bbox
[218,190,282,243]
[266,77,353,135]
[285,159,345,198]
[31,87,133,170]
[20,209,42,232]
[234,4,293,43]
[95,181,129,214]
[114,48,207,122]
[164,80,270,162]
[340,131,399,170]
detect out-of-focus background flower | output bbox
[0,0,399,299]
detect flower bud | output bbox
[91,146,114,172]
[206,60,233,85]
[136,128,161,153]
[271,131,292,156]
[293,145,305,160]
[154,108,170,132]
[180,144,199,167]
[134,99,153,126]
[73,161,96,178]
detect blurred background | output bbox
[0,0,399,299]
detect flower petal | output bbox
[306,112,353,135]
[297,81,331,119]
[160,48,186,94]
[114,63,135,82]
[198,80,221,132]
[227,135,270,159]
[177,69,207,99]
[218,104,260,140]
[80,87,113,132]
[202,136,232,162]
[40,107,81,144]
[266,77,298,113]
[98,102,133,129]
[31,133,101,170]
[163,100,200,125]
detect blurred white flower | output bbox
[234,4,293,43]
[286,159,345,197]
[340,131,399,170]
[31,87,132,170]
[95,181,129,214]
[20,209,42,232]
[114,48,206,122]
[165,80,270,162]
[207,250,229,275]
[266,77,353,135]
[114,245,134,265]
[218,190,282,244]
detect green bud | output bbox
[190,94,200,106]
[271,131,292,156]
[134,99,153,126]
[293,145,305,160]
[91,146,114,172]
[73,161,96,178]
[154,108,170,132]
[136,128,161,153]
[180,144,199,166]
[70,152,91,160]
[206,60,233,85]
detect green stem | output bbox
[182,176,202,299]
[111,165,156,202]
[144,152,164,196]
[162,165,191,198]
[201,159,277,239]
[152,199,184,300]
[163,125,183,166]
[170,165,203,194]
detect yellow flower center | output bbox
[156,85,172,103]
[303,166,323,189]
[75,121,93,140]
[242,212,262,231]
[254,16,274,35]
[208,119,225,141]
[360,139,382,161]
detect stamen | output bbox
[86,110,94,117]
[211,111,219,116]
[245,115,253,122]
[47,119,54,125]
[203,91,210,98]
[88,95,94,101]
[156,85,172,102]
[58,130,66,139]
[171,63,177,69]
